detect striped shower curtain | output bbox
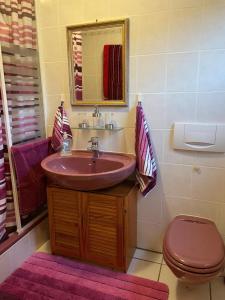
[0,0,43,242]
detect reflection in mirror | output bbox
[67,19,128,106]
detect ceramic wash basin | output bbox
[41,150,136,191]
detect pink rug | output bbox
[0,252,169,299]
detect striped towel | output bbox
[135,102,157,196]
[51,105,72,151]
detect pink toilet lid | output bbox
[165,215,225,269]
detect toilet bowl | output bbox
[163,215,225,284]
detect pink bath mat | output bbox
[0,252,169,299]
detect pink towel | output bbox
[11,138,52,216]
[135,102,157,196]
[51,105,72,151]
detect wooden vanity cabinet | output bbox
[47,181,137,272]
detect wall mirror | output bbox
[67,19,129,106]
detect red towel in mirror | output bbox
[103,45,122,100]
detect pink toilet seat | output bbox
[163,215,225,283]
[163,244,224,274]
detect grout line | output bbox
[209,282,212,300]
[133,257,162,265]
[136,247,163,255]
[157,262,163,282]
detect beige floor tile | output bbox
[134,248,163,264]
[127,258,161,281]
[211,277,225,300]
[36,240,51,253]
[159,265,210,300]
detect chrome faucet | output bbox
[87,137,100,158]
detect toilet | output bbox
[163,215,225,284]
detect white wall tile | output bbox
[58,27,68,62]
[137,221,143,246]
[35,0,59,28]
[197,92,225,123]
[169,0,204,8]
[58,0,84,26]
[201,5,225,50]
[44,95,60,125]
[205,0,225,6]
[109,0,169,17]
[136,12,168,55]
[192,166,225,203]
[138,221,165,252]
[165,93,197,128]
[160,163,192,198]
[124,127,135,154]
[83,0,110,20]
[199,50,225,91]
[39,27,61,62]
[129,57,137,93]
[217,203,225,236]
[151,130,164,162]
[137,54,166,93]
[195,152,225,169]
[164,196,192,222]
[167,53,198,92]
[141,94,167,129]
[164,196,221,224]
[168,8,201,52]
[43,63,65,95]
[129,17,138,56]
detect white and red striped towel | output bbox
[51,105,72,151]
[135,102,157,196]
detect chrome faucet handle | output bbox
[88,137,99,144]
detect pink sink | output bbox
[41,150,136,191]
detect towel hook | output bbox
[136,94,142,106]
[60,101,64,107]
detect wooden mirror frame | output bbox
[67,19,129,106]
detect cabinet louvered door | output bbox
[48,188,82,259]
[82,193,124,269]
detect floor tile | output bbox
[211,277,225,300]
[36,240,51,253]
[134,248,163,264]
[127,258,161,281]
[159,265,210,300]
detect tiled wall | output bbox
[36,0,225,251]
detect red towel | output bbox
[103,45,122,100]
[135,102,157,196]
[51,105,72,152]
[11,138,52,216]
